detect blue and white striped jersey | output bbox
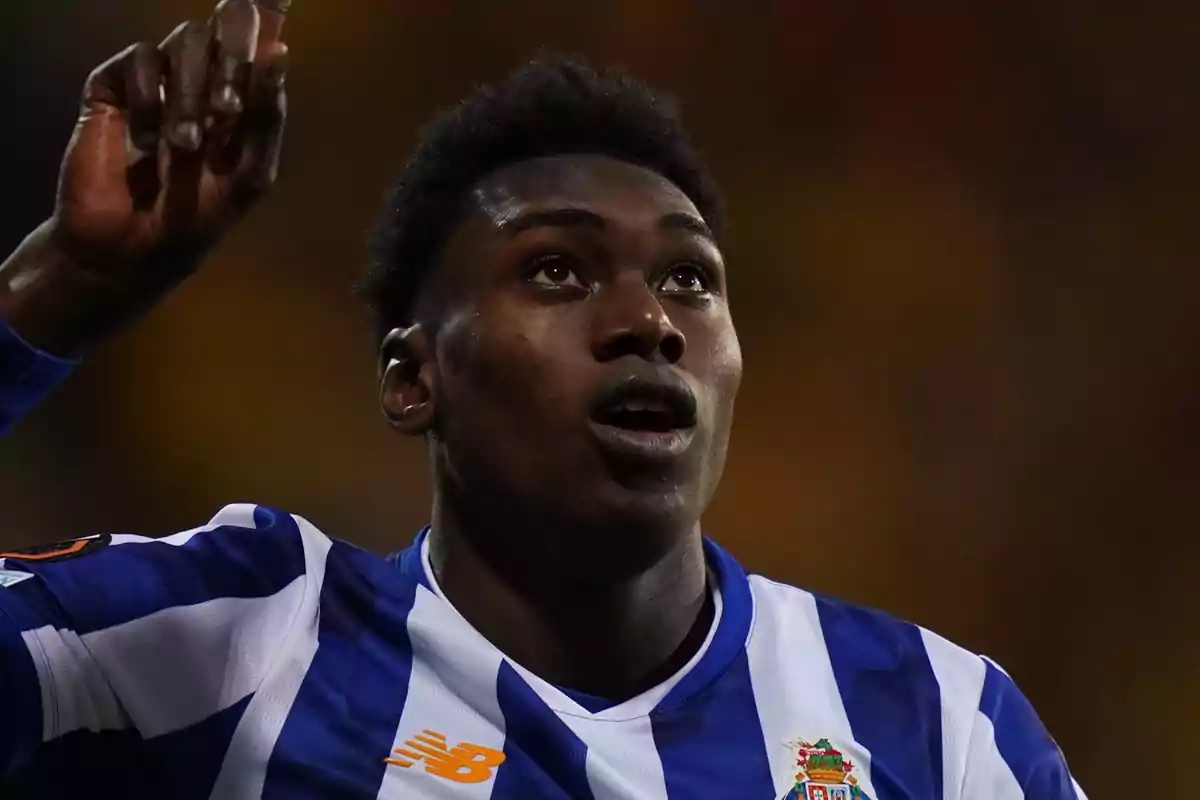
[0,323,1087,799]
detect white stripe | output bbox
[920,628,987,800]
[1073,777,1089,800]
[376,586,506,800]
[88,579,307,738]
[0,568,34,588]
[109,504,261,549]
[744,576,879,800]
[12,505,278,750]
[961,710,1025,800]
[559,715,667,800]
[23,578,310,743]
[208,514,333,800]
[21,625,127,740]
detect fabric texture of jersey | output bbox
[0,507,1088,799]
[0,322,74,435]
[0,323,1088,799]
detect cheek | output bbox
[691,321,743,408]
[715,327,743,395]
[437,308,582,434]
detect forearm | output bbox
[0,221,126,359]
[0,224,81,433]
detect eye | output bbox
[527,255,588,290]
[658,263,711,294]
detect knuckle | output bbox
[131,41,158,59]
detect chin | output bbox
[566,480,702,577]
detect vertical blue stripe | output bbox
[143,694,254,800]
[815,596,943,800]
[262,543,419,799]
[2,728,155,797]
[2,695,250,799]
[490,661,594,800]
[652,650,775,799]
[979,662,1078,799]
[656,538,755,708]
[0,607,43,777]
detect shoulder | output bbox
[0,503,339,636]
[746,573,990,733]
[747,572,987,687]
[746,575,1084,799]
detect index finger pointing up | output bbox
[211,0,260,116]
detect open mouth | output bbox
[595,401,692,432]
[590,378,697,433]
[586,373,699,460]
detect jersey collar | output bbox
[391,527,754,719]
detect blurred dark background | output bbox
[2,3,1197,796]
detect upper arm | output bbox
[0,504,324,778]
[961,658,1086,800]
[921,627,1085,800]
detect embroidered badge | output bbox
[782,737,871,800]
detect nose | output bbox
[590,280,686,364]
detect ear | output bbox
[378,324,436,436]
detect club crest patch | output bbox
[0,569,34,588]
[782,737,871,800]
[0,534,111,564]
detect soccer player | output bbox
[0,1,1087,798]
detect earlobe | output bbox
[378,324,436,436]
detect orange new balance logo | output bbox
[383,729,506,783]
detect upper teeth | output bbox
[619,402,663,413]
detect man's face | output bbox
[426,155,742,572]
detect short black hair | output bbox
[358,54,725,340]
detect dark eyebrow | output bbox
[659,212,715,244]
[498,208,607,236]
[498,207,716,245]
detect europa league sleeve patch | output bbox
[0,534,112,564]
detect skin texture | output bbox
[380,156,743,697]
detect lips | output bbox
[586,372,698,461]
[589,374,697,432]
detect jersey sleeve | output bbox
[0,503,329,779]
[960,657,1088,800]
[0,321,75,435]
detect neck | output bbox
[426,494,713,701]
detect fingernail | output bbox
[173,121,202,151]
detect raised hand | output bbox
[0,0,290,356]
